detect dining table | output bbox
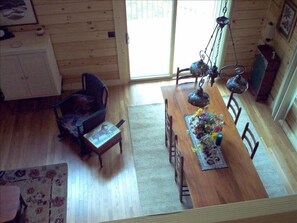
[161,82,268,208]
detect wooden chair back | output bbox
[227,92,242,125]
[241,122,259,159]
[165,99,175,163]
[175,67,198,85]
[174,135,190,203]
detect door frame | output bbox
[113,0,228,83]
[112,0,130,85]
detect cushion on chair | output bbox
[58,94,97,138]
[58,114,84,137]
[72,94,98,116]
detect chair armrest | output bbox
[179,68,190,73]
[103,87,108,108]
[76,108,106,135]
[51,95,73,109]
[51,90,84,108]
[51,90,86,118]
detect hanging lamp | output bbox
[187,0,248,107]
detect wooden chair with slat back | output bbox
[176,67,198,85]
[227,92,242,125]
[165,99,176,163]
[174,134,190,203]
[241,122,259,159]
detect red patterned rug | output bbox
[0,163,67,223]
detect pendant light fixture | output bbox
[187,0,248,108]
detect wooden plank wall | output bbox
[8,0,274,90]
[266,0,297,141]
[223,0,296,141]
[8,0,286,91]
[222,0,270,73]
[10,0,119,89]
[222,0,295,84]
[7,0,297,140]
[267,0,297,100]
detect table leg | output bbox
[98,155,103,168]
[119,140,122,154]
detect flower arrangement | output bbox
[189,108,224,151]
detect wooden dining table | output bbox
[161,82,268,208]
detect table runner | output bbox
[184,114,228,171]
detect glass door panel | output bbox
[126,0,174,79]
[173,1,219,71]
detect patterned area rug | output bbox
[0,163,67,222]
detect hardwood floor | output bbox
[0,79,296,223]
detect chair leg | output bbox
[165,134,168,148]
[58,133,65,139]
[176,67,180,85]
[20,194,27,208]
[56,122,66,139]
[179,185,183,203]
[79,140,92,157]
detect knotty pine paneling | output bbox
[222,0,297,144]
[10,0,119,89]
[268,0,297,99]
[45,21,115,34]
[34,1,113,14]
[267,0,297,141]
[221,0,270,74]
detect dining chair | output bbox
[0,185,27,222]
[174,134,190,203]
[227,92,242,125]
[165,99,176,163]
[175,67,198,85]
[241,122,259,159]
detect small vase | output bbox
[36,27,45,36]
[215,133,223,146]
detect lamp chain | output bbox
[214,0,228,67]
[214,28,223,67]
[222,0,228,16]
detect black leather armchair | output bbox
[52,73,108,156]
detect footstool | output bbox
[84,120,124,168]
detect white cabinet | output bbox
[0,32,62,101]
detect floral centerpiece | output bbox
[188,107,224,151]
[185,108,227,169]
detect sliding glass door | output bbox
[173,1,219,70]
[126,0,220,80]
[126,0,174,79]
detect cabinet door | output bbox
[18,53,55,97]
[0,56,31,100]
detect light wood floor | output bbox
[0,79,296,223]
